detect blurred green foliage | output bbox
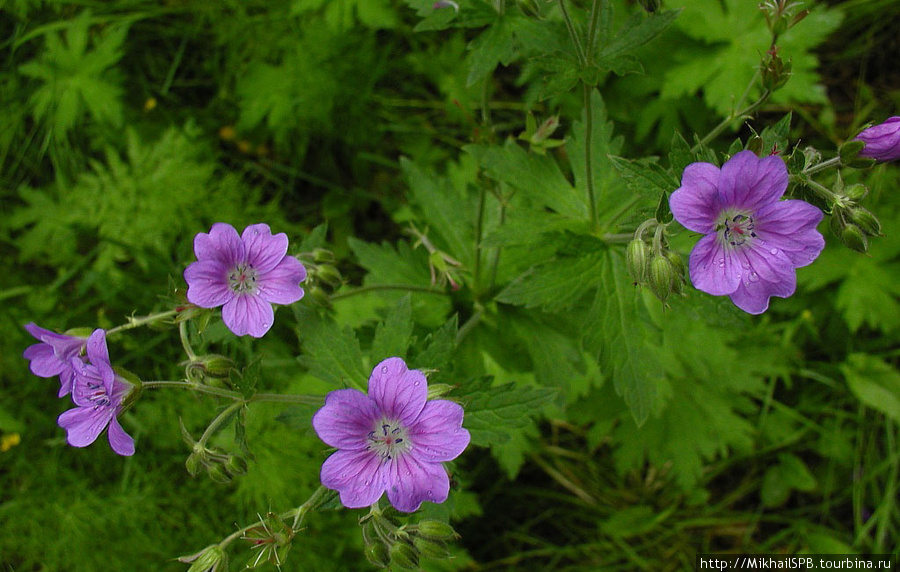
[2,0,899,570]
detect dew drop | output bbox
[426,489,433,497]
[770,248,778,255]
[406,470,412,476]
[341,473,348,478]
[718,260,726,268]
[748,272,760,283]
[414,381,420,386]
[381,366,388,374]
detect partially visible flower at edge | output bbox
[23,323,89,397]
[669,150,825,314]
[183,223,307,338]
[312,357,470,513]
[854,116,900,162]
[57,329,136,456]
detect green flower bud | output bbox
[648,256,676,303]
[844,183,868,201]
[626,240,650,285]
[185,452,205,476]
[848,207,881,236]
[315,264,343,288]
[178,545,228,572]
[199,355,235,378]
[414,537,450,559]
[416,520,458,540]
[365,542,391,568]
[308,285,330,307]
[225,455,249,477]
[311,248,335,264]
[829,209,845,237]
[840,224,869,254]
[761,47,791,92]
[207,463,232,484]
[425,383,453,400]
[389,541,420,570]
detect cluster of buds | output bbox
[829,180,882,253]
[626,219,686,305]
[759,0,808,40]
[241,511,296,569]
[361,507,458,569]
[184,354,235,387]
[407,224,464,291]
[518,112,565,155]
[760,45,792,93]
[181,420,249,484]
[300,248,344,306]
[178,545,228,572]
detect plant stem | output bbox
[474,184,487,296]
[693,85,771,152]
[250,393,324,406]
[329,284,448,301]
[586,0,604,58]
[106,309,178,335]
[791,175,841,203]
[216,486,332,549]
[141,380,245,400]
[179,320,198,361]
[583,82,599,232]
[802,155,842,176]
[197,401,244,448]
[556,0,586,66]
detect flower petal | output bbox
[184,260,233,308]
[728,272,796,315]
[257,256,306,305]
[368,358,427,425]
[320,449,386,509]
[755,200,825,268]
[312,389,380,450]
[856,117,900,162]
[85,329,110,369]
[385,454,450,512]
[688,234,742,296]
[195,223,245,266]
[107,416,135,456]
[23,342,65,377]
[222,294,275,338]
[58,406,112,448]
[408,400,470,462]
[669,162,723,233]
[718,151,787,212]
[242,224,290,274]
[738,239,795,286]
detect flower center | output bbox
[228,263,258,294]
[719,212,757,248]
[86,382,110,409]
[367,420,411,461]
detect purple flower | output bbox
[854,116,900,162]
[23,323,88,397]
[184,223,307,338]
[312,357,470,512]
[57,329,135,456]
[669,150,825,314]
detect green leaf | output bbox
[497,251,606,313]
[596,10,681,76]
[600,505,664,538]
[297,310,369,388]
[410,314,458,380]
[761,453,817,508]
[608,155,680,203]
[460,376,556,447]
[584,251,662,426]
[466,17,515,86]
[371,295,414,363]
[841,353,900,423]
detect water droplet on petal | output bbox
[426,489,433,497]
[341,473,348,478]
[748,272,760,283]
[770,248,778,255]
[406,470,412,476]
[381,366,388,374]
[718,260,726,268]
[414,381,420,386]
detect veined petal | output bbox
[729,272,796,315]
[320,449,386,509]
[23,343,65,377]
[688,234,742,296]
[312,389,380,450]
[738,239,795,286]
[368,358,427,426]
[242,224,289,274]
[669,162,722,233]
[184,260,233,308]
[755,200,825,268]
[222,294,274,338]
[195,223,246,267]
[408,400,470,462]
[85,329,110,369]
[107,416,135,456]
[719,151,787,212]
[385,454,450,513]
[58,406,112,448]
[257,256,306,305]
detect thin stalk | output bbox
[216,487,331,549]
[179,320,198,361]
[556,0,586,65]
[474,184,487,295]
[197,401,244,447]
[329,284,448,301]
[583,82,599,232]
[694,88,771,151]
[487,200,507,294]
[585,0,604,58]
[791,175,841,203]
[250,393,324,406]
[803,155,842,176]
[141,380,244,400]
[106,309,178,335]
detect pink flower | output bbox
[184,223,306,337]
[854,117,900,162]
[23,323,88,397]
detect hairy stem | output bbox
[106,309,179,335]
[198,401,244,448]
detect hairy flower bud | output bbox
[365,542,391,568]
[414,537,450,559]
[389,541,420,570]
[844,183,868,202]
[840,225,869,254]
[185,452,205,476]
[626,240,650,285]
[178,545,228,572]
[225,455,249,477]
[207,463,232,484]
[416,520,458,540]
[761,46,791,92]
[648,256,677,303]
[848,207,882,237]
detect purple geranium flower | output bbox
[57,329,136,456]
[669,150,825,314]
[312,357,470,512]
[184,223,307,338]
[854,116,900,162]
[23,323,88,397]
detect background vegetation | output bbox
[1,0,898,570]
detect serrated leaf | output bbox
[841,353,900,423]
[371,295,414,363]
[297,311,368,388]
[466,17,515,86]
[608,155,680,199]
[497,251,605,313]
[758,112,792,156]
[410,314,458,378]
[584,251,661,426]
[460,376,556,447]
[596,10,680,75]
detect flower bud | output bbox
[761,46,791,92]
[225,455,249,477]
[848,207,881,236]
[414,537,450,559]
[626,240,650,285]
[844,183,868,201]
[315,264,343,288]
[426,383,453,399]
[389,541,420,570]
[416,520,458,540]
[207,463,232,484]
[840,225,869,254]
[185,452,204,476]
[365,542,391,568]
[829,210,844,238]
[839,139,866,162]
[648,256,676,303]
[178,545,228,572]
[311,248,335,264]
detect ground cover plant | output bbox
[2,0,899,570]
